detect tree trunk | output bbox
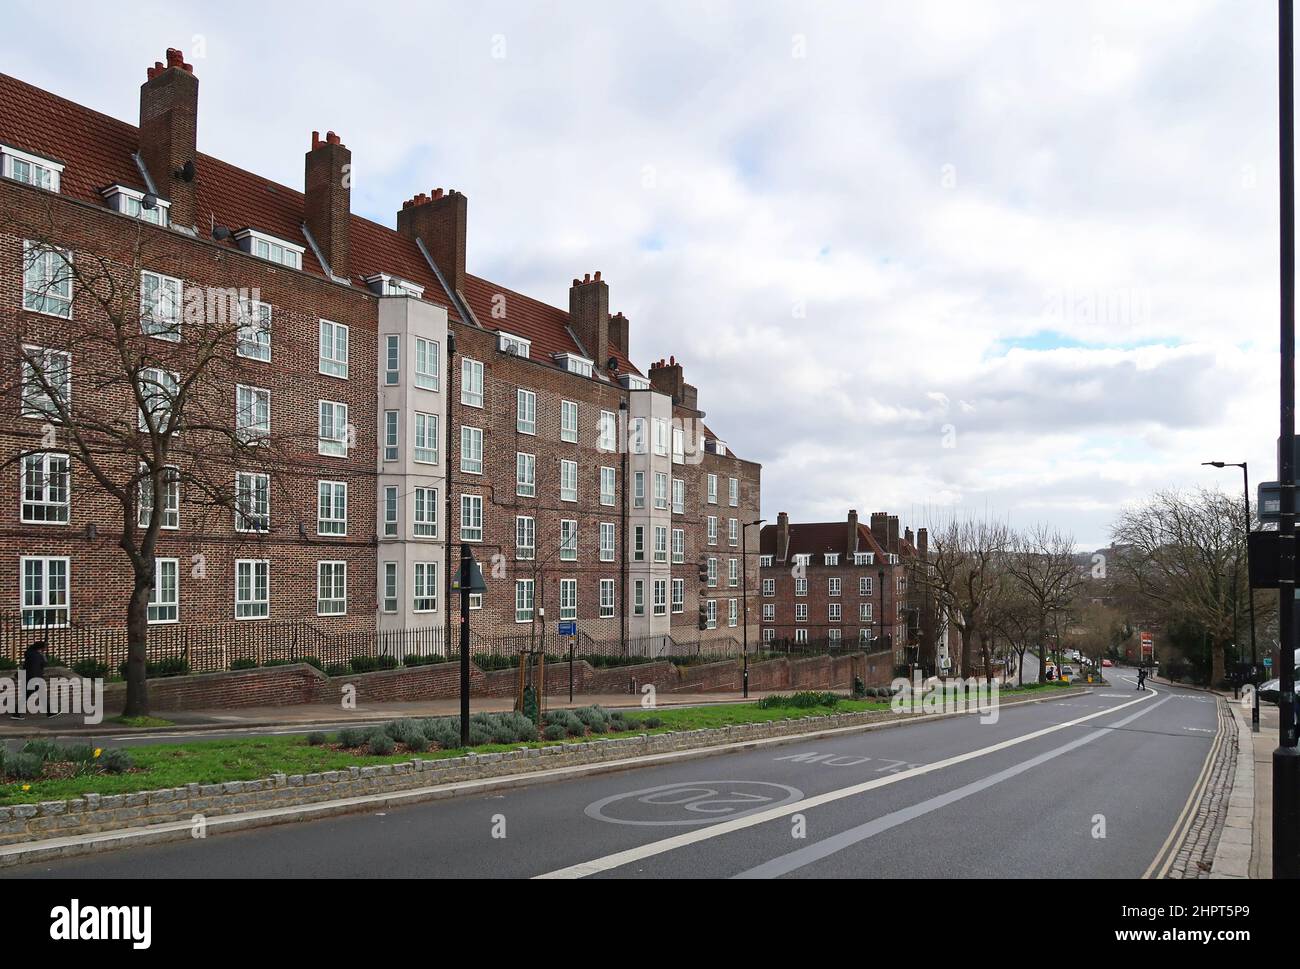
[1211,637,1227,688]
[122,573,152,718]
[1017,646,1026,686]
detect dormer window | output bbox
[499,332,531,358]
[854,552,874,566]
[365,273,424,299]
[233,229,304,270]
[759,555,773,568]
[1,144,63,193]
[555,352,593,377]
[793,554,811,567]
[618,373,650,390]
[825,553,839,566]
[101,185,169,226]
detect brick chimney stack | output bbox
[569,272,609,373]
[397,188,467,295]
[649,356,685,401]
[918,527,928,557]
[608,310,629,357]
[870,512,888,552]
[887,515,900,554]
[777,511,790,562]
[904,526,914,549]
[847,510,859,556]
[139,48,199,229]
[305,130,351,279]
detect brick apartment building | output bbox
[0,50,760,654]
[759,510,945,672]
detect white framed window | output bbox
[728,558,739,587]
[629,418,648,454]
[235,384,270,443]
[763,627,775,643]
[318,400,349,457]
[137,463,179,530]
[560,459,578,502]
[461,426,484,474]
[795,577,808,596]
[20,345,70,420]
[102,184,168,225]
[460,494,483,542]
[316,562,347,616]
[560,578,577,621]
[654,472,668,511]
[705,598,717,629]
[236,299,272,361]
[22,242,73,318]
[413,412,438,464]
[653,579,668,617]
[3,146,63,191]
[795,628,809,644]
[854,552,873,566]
[138,368,179,434]
[654,525,668,563]
[672,427,685,464]
[672,478,684,514]
[382,562,399,613]
[728,598,738,627]
[728,518,738,545]
[860,602,873,622]
[707,557,718,588]
[413,486,437,538]
[234,471,270,532]
[561,400,579,443]
[20,556,69,628]
[319,320,349,378]
[600,522,616,562]
[384,334,400,385]
[367,273,425,298]
[148,558,179,624]
[515,579,535,622]
[414,562,438,613]
[499,332,531,357]
[600,466,616,506]
[707,473,718,504]
[729,477,739,506]
[317,480,347,536]
[763,603,775,622]
[653,418,668,456]
[236,229,304,270]
[672,528,684,564]
[672,578,684,613]
[516,515,536,559]
[556,352,593,377]
[517,389,536,435]
[762,578,775,597]
[633,579,645,617]
[383,486,398,537]
[234,559,269,620]
[600,579,616,618]
[829,577,841,597]
[415,337,439,390]
[633,525,645,562]
[860,628,872,645]
[795,603,808,623]
[21,452,69,524]
[760,554,773,567]
[140,270,183,341]
[461,358,484,407]
[383,411,399,462]
[707,516,718,545]
[860,576,873,596]
[516,452,536,497]
[596,410,617,452]
[830,603,842,623]
[633,471,645,509]
[560,519,578,561]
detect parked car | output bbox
[1102,659,1114,668]
[1061,665,1075,678]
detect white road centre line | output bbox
[733,694,1173,878]
[534,684,1162,879]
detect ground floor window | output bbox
[148,558,179,624]
[560,578,577,620]
[515,579,535,623]
[600,579,615,618]
[235,560,269,619]
[317,561,347,616]
[21,556,68,628]
[414,562,437,613]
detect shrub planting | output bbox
[306,732,328,746]
[367,731,395,755]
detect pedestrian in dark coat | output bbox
[9,640,48,720]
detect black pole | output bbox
[459,543,471,747]
[1277,0,1300,881]
[741,522,749,698]
[1241,463,1261,732]
[568,640,574,703]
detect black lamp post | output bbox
[740,518,765,698]
[1204,460,1260,731]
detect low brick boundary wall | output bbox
[98,650,897,713]
[0,686,1091,859]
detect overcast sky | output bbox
[3,0,1282,549]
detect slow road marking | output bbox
[535,685,1161,879]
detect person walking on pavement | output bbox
[1136,666,1148,692]
[9,640,49,720]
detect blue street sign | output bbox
[558,621,576,637]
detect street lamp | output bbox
[740,518,766,699]
[1203,460,1260,732]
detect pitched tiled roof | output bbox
[0,72,639,376]
[759,521,890,560]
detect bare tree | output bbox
[918,516,1011,676]
[1109,488,1246,686]
[1003,524,1088,683]
[2,201,317,715]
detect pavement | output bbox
[1,669,1233,878]
[1,690,793,750]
